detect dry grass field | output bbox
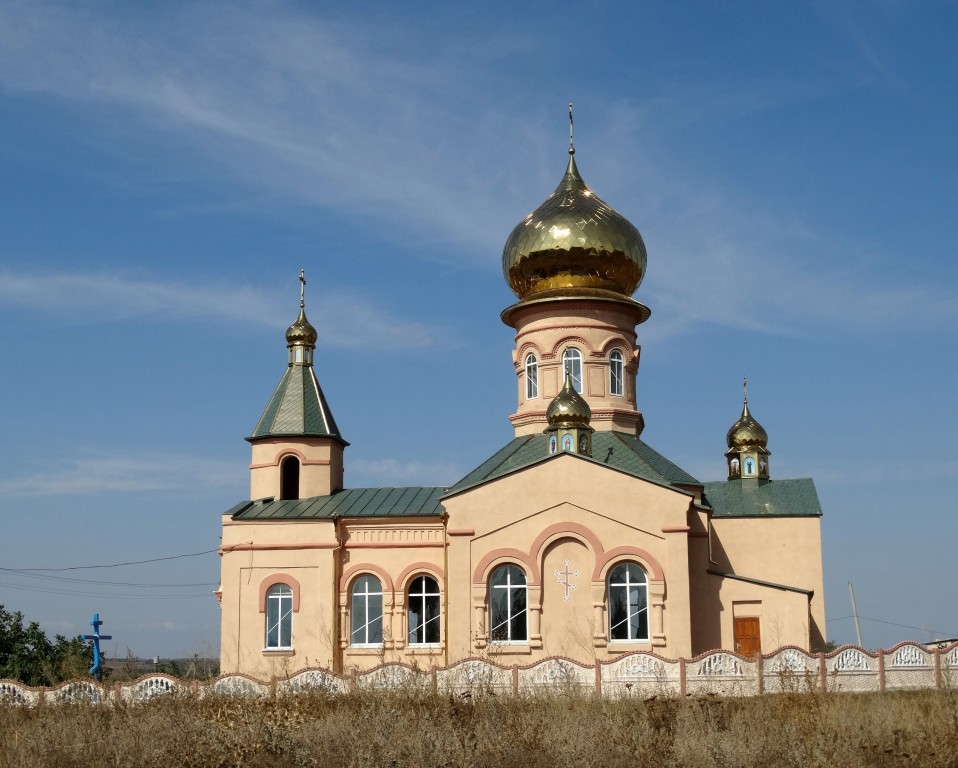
[1,688,957,767]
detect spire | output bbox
[248,273,344,444]
[568,102,575,156]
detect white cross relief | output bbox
[554,559,580,603]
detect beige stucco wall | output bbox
[220,457,825,677]
[444,454,697,662]
[703,515,826,652]
[249,437,344,499]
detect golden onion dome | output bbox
[286,306,317,347]
[502,151,647,300]
[726,398,768,450]
[547,373,592,428]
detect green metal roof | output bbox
[248,364,345,443]
[445,432,701,496]
[702,478,822,517]
[230,486,446,520]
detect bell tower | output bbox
[500,107,651,437]
[247,271,348,500]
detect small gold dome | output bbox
[547,373,592,428]
[502,152,647,300]
[727,398,768,450]
[286,306,317,347]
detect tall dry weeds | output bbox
[0,689,956,767]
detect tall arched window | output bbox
[608,562,649,642]
[350,575,383,645]
[280,455,300,501]
[407,575,441,645]
[525,354,538,400]
[562,347,583,393]
[489,564,527,642]
[265,583,293,649]
[609,349,624,397]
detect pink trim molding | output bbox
[258,573,301,613]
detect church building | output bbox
[217,138,825,678]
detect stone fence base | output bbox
[2,642,957,706]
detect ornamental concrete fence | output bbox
[2,642,957,706]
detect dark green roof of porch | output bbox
[229,486,445,520]
[703,478,822,517]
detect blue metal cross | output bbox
[81,613,112,681]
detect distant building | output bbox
[217,142,825,678]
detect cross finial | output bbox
[743,376,748,404]
[568,102,575,155]
[299,268,306,309]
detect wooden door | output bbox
[734,617,761,657]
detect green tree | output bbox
[0,605,93,686]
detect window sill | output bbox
[345,645,385,656]
[487,642,533,655]
[262,648,295,656]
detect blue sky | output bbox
[1,0,956,659]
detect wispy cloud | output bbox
[0,1,951,345]
[0,452,238,496]
[0,270,439,348]
[349,458,464,488]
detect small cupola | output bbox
[725,379,770,481]
[246,270,348,501]
[545,372,595,457]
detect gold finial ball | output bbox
[502,155,647,300]
[726,405,768,450]
[286,307,318,346]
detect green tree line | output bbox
[0,604,93,686]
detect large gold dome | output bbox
[502,152,647,300]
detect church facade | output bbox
[217,144,825,679]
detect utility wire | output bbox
[6,548,219,572]
[0,579,213,600]
[828,613,957,639]
[0,568,216,588]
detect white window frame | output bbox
[524,354,538,400]
[350,575,384,647]
[489,564,528,643]
[407,575,441,646]
[265,583,293,650]
[609,349,624,397]
[608,562,649,642]
[562,347,583,393]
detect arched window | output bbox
[280,456,300,501]
[350,575,383,645]
[407,575,441,645]
[608,562,649,642]
[562,347,583,393]
[609,349,624,397]
[265,583,293,649]
[489,564,527,642]
[525,354,538,400]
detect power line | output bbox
[7,548,219,572]
[828,613,957,639]
[0,568,216,588]
[0,579,213,600]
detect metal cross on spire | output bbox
[743,376,748,404]
[299,268,306,309]
[568,102,575,155]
